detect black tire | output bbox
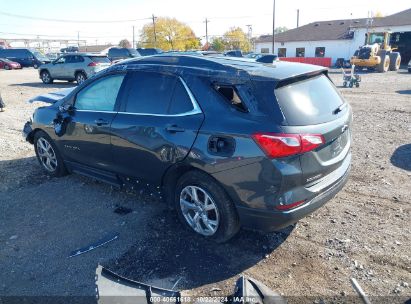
[175,170,240,243]
[343,81,347,87]
[4,65,10,70]
[75,72,87,85]
[355,82,360,88]
[349,82,353,88]
[40,70,53,84]
[377,52,390,73]
[33,131,67,177]
[389,52,401,71]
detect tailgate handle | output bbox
[166,125,185,133]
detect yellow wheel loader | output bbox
[350,32,401,73]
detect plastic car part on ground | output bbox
[95,266,287,304]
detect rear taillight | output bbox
[88,62,99,67]
[252,133,325,158]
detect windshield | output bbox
[128,48,140,56]
[1,58,12,63]
[368,33,385,45]
[89,56,111,63]
[32,51,49,61]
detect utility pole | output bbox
[246,24,252,51]
[77,31,80,47]
[297,9,300,28]
[204,18,209,46]
[132,26,135,49]
[272,0,276,54]
[152,14,157,48]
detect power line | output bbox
[0,10,151,23]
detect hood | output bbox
[28,87,75,104]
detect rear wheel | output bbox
[41,70,53,84]
[377,54,390,73]
[75,72,87,85]
[389,52,401,71]
[175,171,240,243]
[34,131,67,177]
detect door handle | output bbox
[166,125,185,133]
[94,119,109,126]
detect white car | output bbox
[39,53,111,85]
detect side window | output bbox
[75,74,125,111]
[124,72,176,114]
[215,85,248,112]
[169,80,194,114]
[55,57,66,64]
[65,56,73,63]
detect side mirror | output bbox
[59,104,73,113]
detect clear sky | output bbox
[0,0,410,45]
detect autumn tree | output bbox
[119,39,131,48]
[139,17,200,51]
[222,27,251,52]
[211,37,225,52]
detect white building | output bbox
[255,8,411,66]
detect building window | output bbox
[315,47,325,57]
[296,48,305,57]
[261,48,269,54]
[278,48,286,57]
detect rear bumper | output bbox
[237,164,350,232]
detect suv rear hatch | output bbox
[88,56,111,69]
[274,73,352,190]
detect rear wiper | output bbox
[333,103,347,115]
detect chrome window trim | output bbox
[75,76,202,117]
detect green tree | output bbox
[222,27,251,52]
[275,26,288,34]
[139,17,200,51]
[119,39,131,48]
[211,37,225,52]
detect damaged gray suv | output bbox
[23,55,352,242]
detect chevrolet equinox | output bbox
[23,55,352,242]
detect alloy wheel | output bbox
[42,73,50,83]
[180,185,220,236]
[77,73,86,84]
[36,138,58,172]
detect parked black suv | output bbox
[23,55,352,242]
[108,47,140,62]
[0,48,50,68]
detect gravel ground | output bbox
[0,68,410,303]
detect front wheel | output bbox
[4,65,10,70]
[34,131,67,177]
[41,71,53,84]
[175,171,240,243]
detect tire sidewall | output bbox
[174,171,239,243]
[34,131,66,177]
[41,71,52,84]
[76,72,86,84]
